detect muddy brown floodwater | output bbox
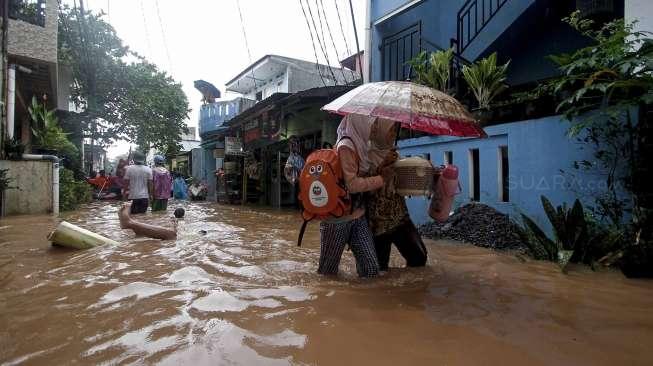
[1,201,652,365]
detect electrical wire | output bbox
[333,0,358,81]
[235,0,257,90]
[298,0,328,88]
[139,0,153,59]
[333,0,351,55]
[305,0,338,85]
[154,0,173,73]
[318,0,350,84]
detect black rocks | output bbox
[419,203,528,252]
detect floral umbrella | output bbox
[322,81,486,137]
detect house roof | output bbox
[180,139,201,152]
[223,85,354,129]
[225,54,350,94]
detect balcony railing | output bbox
[456,0,509,55]
[9,0,46,27]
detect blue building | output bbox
[364,0,625,232]
[197,97,256,199]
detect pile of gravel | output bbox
[418,203,528,251]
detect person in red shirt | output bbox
[86,170,110,190]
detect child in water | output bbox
[118,203,183,240]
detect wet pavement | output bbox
[1,201,652,365]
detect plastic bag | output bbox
[284,152,305,184]
[173,177,189,200]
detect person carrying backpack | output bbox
[304,114,394,278]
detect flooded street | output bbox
[1,202,652,365]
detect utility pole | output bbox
[348,0,363,80]
[78,0,97,174]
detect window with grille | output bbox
[380,22,421,81]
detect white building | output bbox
[225,54,358,102]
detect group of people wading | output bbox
[314,115,427,278]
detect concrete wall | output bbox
[626,0,653,33]
[0,160,54,215]
[7,0,58,64]
[398,115,607,235]
[191,148,204,182]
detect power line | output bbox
[305,0,338,85]
[298,0,328,88]
[107,0,110,23]
[235,0,257,90]
[348,0,363,77]
[333,0,351,55]
[154,0,173,73]
[318,0,350,84]
[139,0,153,59]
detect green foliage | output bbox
[58,6,189,152]
[461,53,510,109]
[29,97,78,155]
[545,12,653,251]
[407,49,455,93]
[3,138,25,159]
[59,168,91,211]
[0,169,18,191]
[519,196,590,271]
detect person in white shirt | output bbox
[122,151,153,214]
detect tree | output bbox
[57,5,189,157]
[546,12,653,274]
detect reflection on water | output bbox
[1,201,652,365]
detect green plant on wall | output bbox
[406,48,454,93]
[462,52,510,110]
[518,196,587,271]
[0,169,18,191]
[543,12,653,276]
[29,97,78,155]
[59,168,91,211]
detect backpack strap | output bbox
[297,213,314,246]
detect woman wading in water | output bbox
[367,118,427,271]
[317,115,394,278]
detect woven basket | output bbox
[393,157,436,196]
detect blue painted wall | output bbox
[398,115,607,235]
[370,0,583,84]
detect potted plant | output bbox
[3,138,25,160]
[0,168,18,217]
[407,48,455,94]
[28,96,77,156]
[462,53,510,124]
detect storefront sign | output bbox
[244,128,261,143]
[213,148,225,158]
[225,137,244,155]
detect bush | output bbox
[59,168,91,211]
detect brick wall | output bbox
[7,0,58,64]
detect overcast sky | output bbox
[73,0,366,158]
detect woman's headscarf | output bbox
[368,118,397,169]
[336,114,375,173]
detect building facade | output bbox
[1,0,70,215]
[366,0,627,233]
[198,55,357,204]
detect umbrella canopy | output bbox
[322,81,486,138]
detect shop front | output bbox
[222,85,353,208]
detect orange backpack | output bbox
[296,143,352,246]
